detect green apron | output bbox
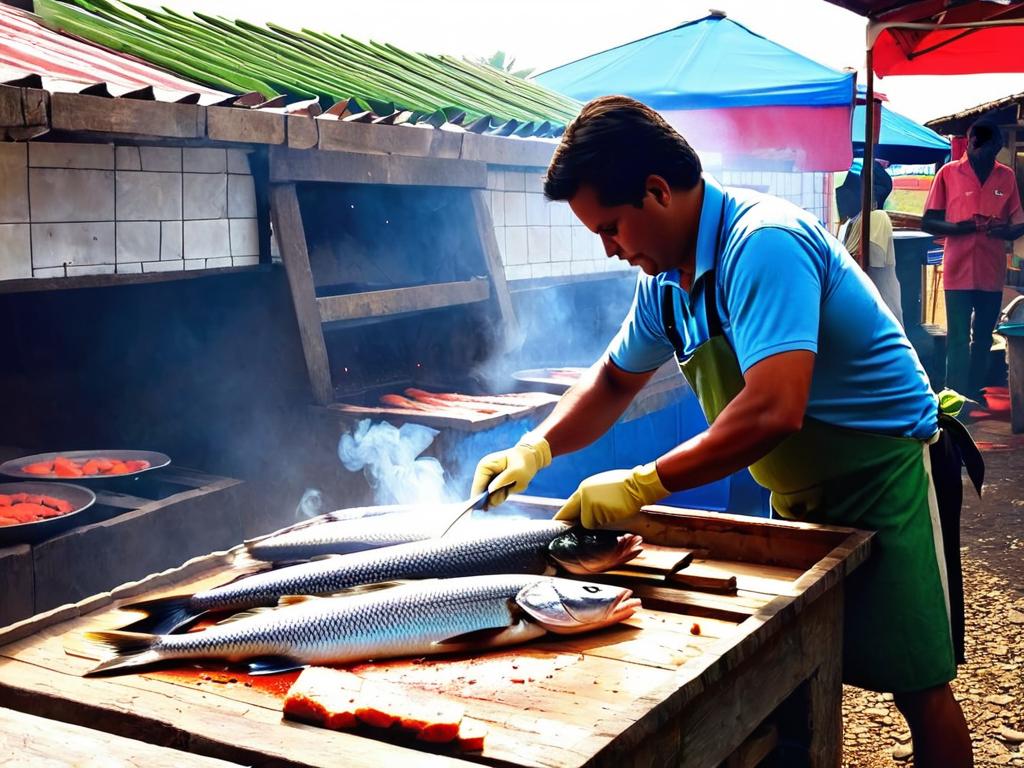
[663,273,974,693]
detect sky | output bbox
[161,0,1024,126]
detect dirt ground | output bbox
[842,415,1024,767]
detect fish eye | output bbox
[583,585,600,594]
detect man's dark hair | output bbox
[968,115,1004,149]
[544,95,702,207]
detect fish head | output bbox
[515,578,640,635]
[547,527,643,575]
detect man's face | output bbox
[967,125,1000,165]
[567,181,680,276]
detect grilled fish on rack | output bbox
[85,574,640,676]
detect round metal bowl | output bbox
[0,449,171,481]
[0,481,97,546]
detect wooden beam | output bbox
[0,85,49,140]
[269,183,334,406]
[316,278,489,323]
[206,105,284,145]
[469,189,520,343]
[269,146,486,187]
[460,131,556,167]
[316,119,462,159]
[50,93,205,139]
[287,114,319,150]
[0,265,266,296]
[0,707,246,767]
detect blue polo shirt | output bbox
[608,175,938,440]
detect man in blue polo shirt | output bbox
[472,97,976,767]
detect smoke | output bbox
[295,488,324,520]
[338,419,454,505]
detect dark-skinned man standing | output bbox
[473,96,979,767]
[923,116,1024,399]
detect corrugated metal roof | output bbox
[34,0,579,138]
[0,2,235,104]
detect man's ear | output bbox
[645,175,672,208]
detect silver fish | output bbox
[85,575,640,676]
[119,521,643,634]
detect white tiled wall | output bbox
[486,166,632,282]
[0,141,260,281]
[719,170,832,228]
[485,165,832,284]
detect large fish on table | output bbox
[85,574,640,676]
[119,521,643,634]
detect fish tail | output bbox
[84,631,164,676]
[116,595,201,634]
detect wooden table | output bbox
[0,499,871,768]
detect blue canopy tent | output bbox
[854,87,950,165]
[535,12,856,171]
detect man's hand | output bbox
[471,436,551,507]
[554,463,669,528]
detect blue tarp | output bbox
[854,87,950,165]
[534,13,855,110]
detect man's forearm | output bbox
[921,215,974,237]
[654,383,798,492]
[533,360,648,457]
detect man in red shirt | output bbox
[923,117,1024,398]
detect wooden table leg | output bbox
[805,587,844,768]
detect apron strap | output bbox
[660,273,724,361]
[661,285,686,360]
[937,412,985,496]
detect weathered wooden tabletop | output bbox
[0,500,871,768]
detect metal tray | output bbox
[0,450,171,481]
[0,481,97,546]
[511,367,587,394]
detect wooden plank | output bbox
[722,723,779,768]
[0,706,245,767]
[51,93,204,139]
[317,279,490,322]
[93,490,155,510]
[460,132,556,167]
[469,189,520,342]
[206,105,284,145]
[269,146,487,187]
[0,86,49,140]
[326,403,509,433]
[269,183,334,406]
[316,118,463,159]
[0,265,266,296]
[0,545,33,629]
[288,114,319,150]
[30,476,243,617]
[665,571,737,594]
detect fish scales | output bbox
[153,576,537,665]
[194,521,570,614]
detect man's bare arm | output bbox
[534,357,656,457]
[654,350,815,491]
[921,209,977,237]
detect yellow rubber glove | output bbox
[554,463,669,529]
[470,435,552,507]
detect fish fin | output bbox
[434,626,510,645]
[115,595,201,635]
[215,607,279,625]
[247,656,307,676]
[83,631,162,676]
[307,554,345,563]
[317,580,422,600]
[276,594,325,607]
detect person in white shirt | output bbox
[837,165,903,326]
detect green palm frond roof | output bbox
[35,0,581,137]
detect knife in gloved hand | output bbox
[439,483,513,537]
